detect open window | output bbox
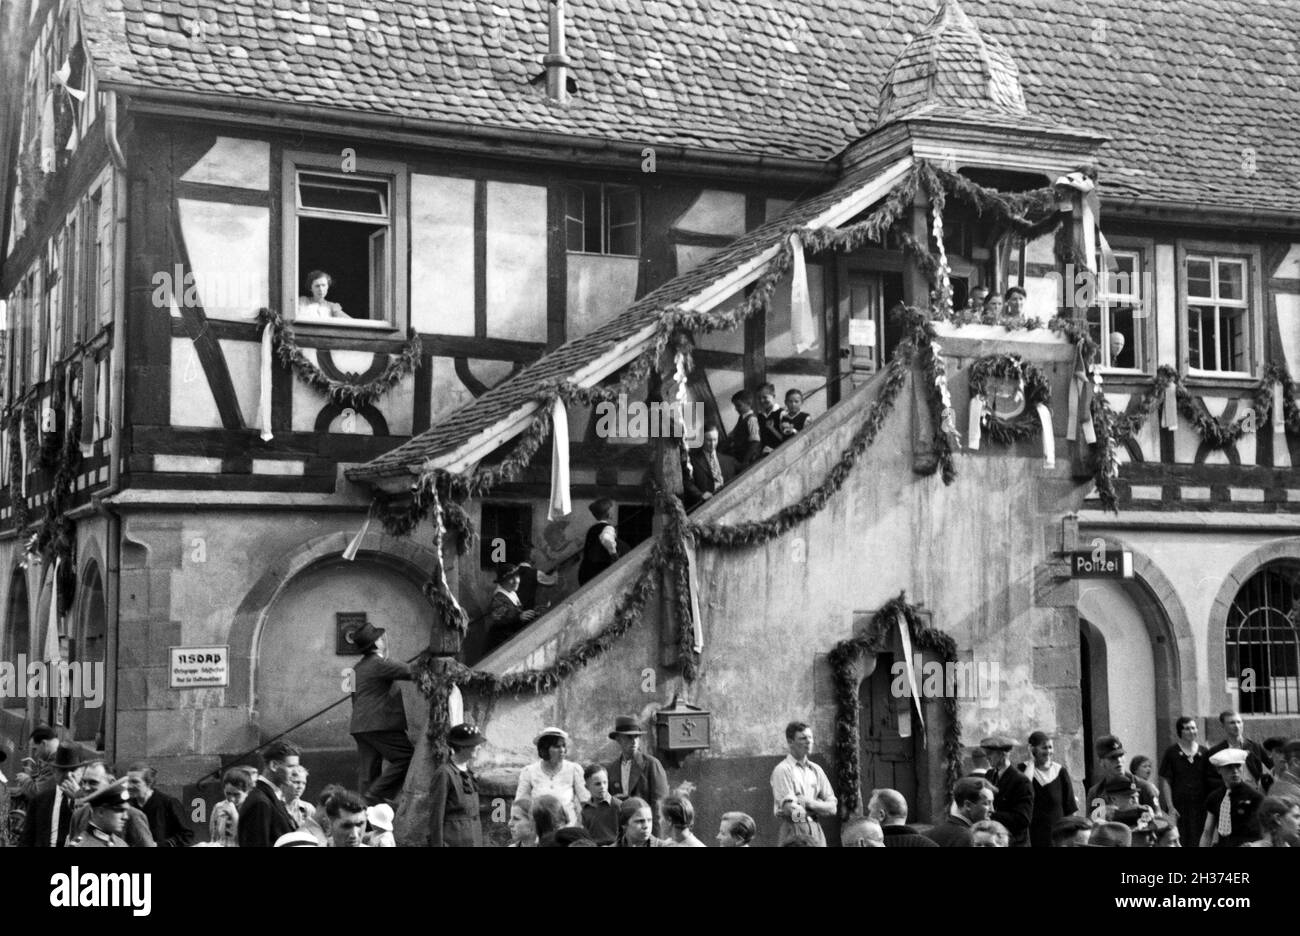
[564,182,639,257]
[1088,246,1149,371]
[282,153,408,329]
[1185,253,1251,375]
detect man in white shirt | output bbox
[770,721,837,846]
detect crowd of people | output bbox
[4,706,1298,847]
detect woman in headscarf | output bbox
[514,727,588,826]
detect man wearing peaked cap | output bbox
[605,715,669,836]
[68,780,129,848]
[1086,735,1158,818]
[980,736,1033,847]
[1201,747,1263,848]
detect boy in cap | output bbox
[1200,748,1263,848]
[1086,735,1158,817]
[980,736,1034,847]
[68,780,130,847]
[1206,710,1272,792]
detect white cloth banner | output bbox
[448,685,464,727]
[968,398,984,451]
[548,396,571,521]
[46,558,61,666]
[1036,403,1056,468]
[789,233,817,354]
[685,541,704,654]
[1273,381,1286,436]
[258,320,274,442]
[18,412,27,497]
[342,513,371,561]
[896,613,925,741]
[1161,382,1178,432]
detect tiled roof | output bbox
[351,172,874,479]
[82,0,1300,212]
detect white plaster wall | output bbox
[1077,580,1157,760]
[410,174,475,336]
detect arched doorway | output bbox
[1077,579,1171,781]
[253,555,431,750]
[3,570,30,715]
[71,564,106,747]
[1224,560,1300,717]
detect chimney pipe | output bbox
[544,0,571,103]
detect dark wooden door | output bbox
[860,651,918,803]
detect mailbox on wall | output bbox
[655,694,711,766]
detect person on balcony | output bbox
[727,391,764,467]
[577,498,627,585]
[296,270,347,320]
[755,383,786,453]
[683,424,736,508]
[1003,286,1027,321]
[781,388,811,437]
[981,290,1004,322]
[483,563,539,655]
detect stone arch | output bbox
[1092,538,1198,746]
[1207,539,1300,715]
[227,531,440,732]
[71,540,108,746]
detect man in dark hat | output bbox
[429,723,488,847]
[578,498,627,585]
[1087,735,1158,818]
[67,761,154,847]
[67,780,130,848]
[238,739,299,847]
[348,620,414,806]
[980,736,1033,847]
[482,563,539,657]
[605,715,669,836]
[19,743,87,847]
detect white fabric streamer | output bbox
[258,319,274,442]
[685,541,704,653]
[789,233,817,354]
[548,396,571,521]
[1037,403,1055,468]
[968,397,984,450]
[342,513,371,561]
[896,613,925,742]
[1273,381,1286,436]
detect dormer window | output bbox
[563,183,639,257]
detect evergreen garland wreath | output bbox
[829,592,963,816]
[968,354,1052,445]
[257,307,423,409]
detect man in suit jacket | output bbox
[981,736,1034,847]
[683,424,737,508]
[238,739,299,848]
[605,716,669,836]
[19,743,86,847]
[867,788,938,847]
[925,777,995,847]
[348,621,414,805]
[125,761,194,847]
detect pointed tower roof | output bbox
[877,0,1028,126]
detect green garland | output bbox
[257,307,423,408]
[968,354,1052,445]
[829,592,963,816]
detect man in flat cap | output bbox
[68,780,130,848]
[980,736,1033,847]
[1200,748,1263,848]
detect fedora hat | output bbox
[350,621,386,651]
[53,743,88,772]
[608,716,644,740]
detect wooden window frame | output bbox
[281,150,408,336]
[1176,239,1262,381]
[1093,237,1154,375]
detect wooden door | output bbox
[860,651,918,803]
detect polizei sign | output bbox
[1069,549,1134,579]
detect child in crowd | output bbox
[580,765,620,846]
[781,388,811,436]
[755,383,786,453]
[728,390,763,466]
